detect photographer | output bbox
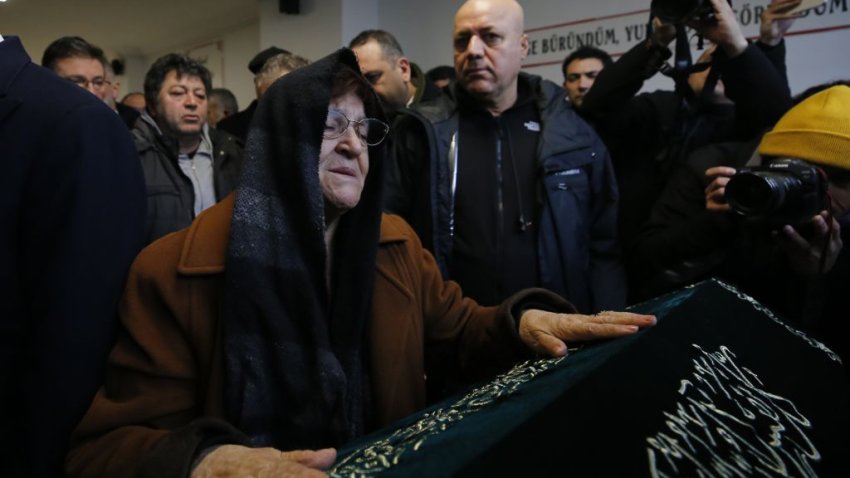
[632,85,850,367]
[580,0,798,285]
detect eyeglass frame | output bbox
[323,109,389,147]
[64,75,110,90]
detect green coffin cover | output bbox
[332,279,850,477]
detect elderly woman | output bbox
[66,49,654,477]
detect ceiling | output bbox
[0,0,259,58]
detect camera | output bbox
[650,0,716,23]
[725,158,828,228]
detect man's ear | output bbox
[520,33,529,60]
[398,57,412,83]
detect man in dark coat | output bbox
[580,0,796,286]
[349,29,443,118]
[0,35,146,477]
[386,0,626,314]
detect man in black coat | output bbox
[349,29,443,118]
[580,0,798,301]
[0,35,146,477]
[385,0,625,314]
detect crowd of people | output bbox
[1,0,848,476]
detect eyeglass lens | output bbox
[325,110,388,146]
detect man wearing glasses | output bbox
[42,36,111,101]
[42,36,139,129]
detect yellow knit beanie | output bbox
[758,85,850,170]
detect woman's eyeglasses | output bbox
[323,109,389,146]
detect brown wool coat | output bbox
[67,195,567,477]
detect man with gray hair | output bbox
[254,51,310,97]
[349,29,441,116]
[217,48,309,142]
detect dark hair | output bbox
[144,54,212,112]
[41,36,107,71]
[348,30,405,61]
[561,46,613,80]
[209,88,239,115]
[426,65,456,83]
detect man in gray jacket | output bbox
[136,54,243,244]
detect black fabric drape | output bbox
[222,48,386,451]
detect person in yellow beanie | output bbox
[706,85,850,276]
[717,84,850,370]
[630,82,850,375]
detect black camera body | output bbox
[725,158,828,228]
[650,0,715,23]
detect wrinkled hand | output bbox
[690,0,748,57]
[519,310,656,356]
[705,166,737,212]
[191,444,336,478]
[775,211,843,275]
[760,0,804,46]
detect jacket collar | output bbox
[176,194,409,276]
[177,194,234,275]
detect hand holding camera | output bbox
[706,158,841,275]
[690,0,748,57]
[650,0,747,57]
[704,166,737,212]
[760,0,805,47]
[774,210,843,275]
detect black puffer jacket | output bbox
[133,117,243,244]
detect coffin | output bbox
[332,279,850,477]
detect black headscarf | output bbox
[223,48,386,450]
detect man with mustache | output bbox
[134,54,243,244]
[385,0,625,315]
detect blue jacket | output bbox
[0,36,146,477]
[385,73,626,313]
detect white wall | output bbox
[139,21,260,109]
[221,22,262,109]
[258,0,380,62]
[259,0,344,63]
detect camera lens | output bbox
[726,172,800,215]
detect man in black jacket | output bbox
[386,0,625,314]
[349,29,442,117]
[580,0,799,300]
[136,53,243,244]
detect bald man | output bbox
[385,0,626,314]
